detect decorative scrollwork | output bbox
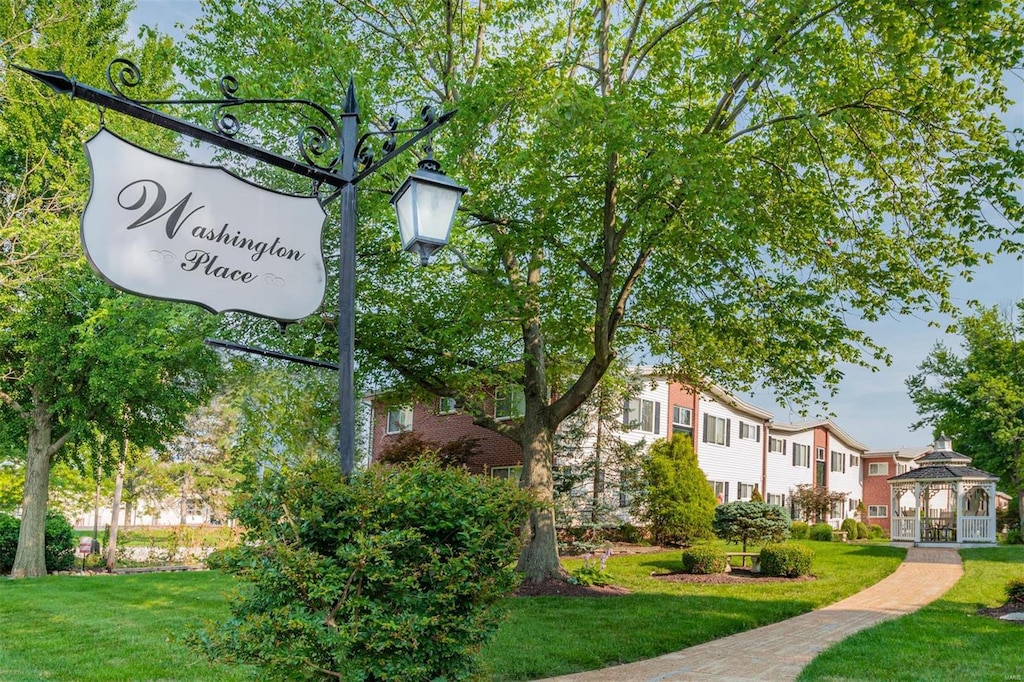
[106,58,142,99]
[420,105,436,126]
[382,116,399,155]
[299,124,340,170]
[212,106,241,137]
[219,75,240,100]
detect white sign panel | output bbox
[82,129,327,322]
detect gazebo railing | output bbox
[892,517,917,541]
[960,517,990,541]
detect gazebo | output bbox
[889,435,999,545]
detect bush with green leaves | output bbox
[809,523,834,542]
[1005,577,1024,604]
[188,459,534,681]
[44,512,76,572]
[790,521,809,539]
[0,512,19,574]
[856,521,870,539]
[712,501,791,552]
[840,518,858,539]
[680,545,727,574]
[759,544,815,577]
[633,434,716,546]
[0,511,75,574]
[869,523,885,539]
[569,547,614,586]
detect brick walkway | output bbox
[539,547,963,682]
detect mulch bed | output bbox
[652,568,816,584]
[977,602,1024,623]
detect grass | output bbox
[0,571,252,682]
[0,541,905,681]
[799,545,1024,681]
[478,541,905,680]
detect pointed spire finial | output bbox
[344,75,359,118]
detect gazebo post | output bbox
[914,481,922,543]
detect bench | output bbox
[725,552,760,572]
[833,531,848,542]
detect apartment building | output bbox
[368,376,874,528]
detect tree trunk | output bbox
[11,401,54,578]
[515,421,563,582]
[105,447,127,571]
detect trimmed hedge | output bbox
[759,544,815,577]
[856,521,870,540]
[681,545,727,574]
[790,521,809,539]
[869,523,885,539]
[840,518,858,539]
[0,511,76,574]
[1006,577,1024,604]
[809,523,834,542]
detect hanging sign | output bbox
[81,128,327,322]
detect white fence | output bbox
[960,517,992,541]
[892,517,917,541]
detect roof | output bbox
[864,446,931,461]
[769,419,869,452]
[888,464,999,482]
[703,384,775,420]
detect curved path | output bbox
[539,547,962,682]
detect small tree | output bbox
[713,501,791,552]
[376,430,480,469]
[632,434,716,546]
[790,484,848,524]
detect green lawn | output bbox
[0,541,905,681]
[799,545,1024,682]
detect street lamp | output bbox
[391,151,468,265]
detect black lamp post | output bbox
[14,62,465,476]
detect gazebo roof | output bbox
[888,435,998,483]
[888,464,999,482]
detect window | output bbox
[868,462,889,476]
[897,463,910,474]
[830,450,846,473]
[494,387,525,420]
[868,505,888,518]
[738,421,761,441]
[849,454,860,468]
[767,493,785,507]
[709,480,729,504]
[437,396,457,414]
[386,405,413,434]
[816,447,826,462]
[792,443,810,467]
[848,498,861,512]
[491,466,522,482]
[703,414,730,446]
[768,436,786,454]
[672,405,693,428]
[624,398,661,434]
[185,499,204,516]
[737,483,754,500]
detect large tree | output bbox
[1,1,222,576]
[907,303,1024,531]
[183,0,1024,581]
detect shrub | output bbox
[712,501,791,552]
[856,521,870,539]
[869,523,885,539]
[840,518,858,539]
[0,512,19,574]
[607,523,647,544]
[188,459,534,681]
[760,544,815,577]
[809,523,834,542]
[203,547,237,571]
[0,512,76,573]
[1006,577,1024,604]
[681,545,727,574]
[790,521,809,539]
[44,512,76,572]
[1005,529,1024,545]
[633,434,716,546]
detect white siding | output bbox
[827,435,862,519]
[765,429,815,506]
[697,394,765,503]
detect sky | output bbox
[125,1,1024,452]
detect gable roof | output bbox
[769,419,869,452]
